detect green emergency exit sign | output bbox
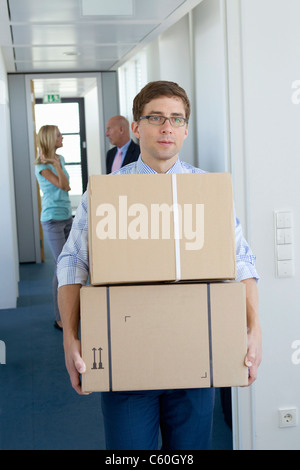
[43,94,61,104]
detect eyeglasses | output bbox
[139,115,188,128]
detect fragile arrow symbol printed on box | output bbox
[92,347,104,370]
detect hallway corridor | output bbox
[0,243,232,450]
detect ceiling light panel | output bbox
[8,0,80,22]
[8,0,187,22]
[81,0,134,17]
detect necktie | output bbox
[111,149,122,173]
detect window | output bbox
[35,98,88,212]
[118,51,147,122]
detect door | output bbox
[31,80,45,262]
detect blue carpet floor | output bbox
[0,243,232,450]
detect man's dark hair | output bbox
[132,81,191,122]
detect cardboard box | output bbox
[88,173,236,285]
[81,282,248,393]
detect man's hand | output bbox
[245,325,262,386]
[241,278,262,386]
[58,284,89,395]
[63,337,88,395]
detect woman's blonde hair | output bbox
[35,125,58,164]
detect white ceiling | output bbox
[0,0,203,75]
[32,76,98,99]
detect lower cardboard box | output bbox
[80,282,248,393]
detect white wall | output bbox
[158,15,196,167]
[193,0,229,172]
[130,2,229,171]
[84,86,102,176]
[239,0,300,450]
[0,48,19,309]
[142,16,195,166]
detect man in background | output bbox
[105,115,140,173]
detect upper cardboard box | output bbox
[88,173,236,285]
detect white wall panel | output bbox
[239,0,300,450]
[0,48,19,308]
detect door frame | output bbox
[223,0,256,450]
[25,72,105,263]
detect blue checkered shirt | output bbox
[57,156,259,287]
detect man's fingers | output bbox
[75,358,86,374]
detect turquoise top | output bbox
[35,155,72,222]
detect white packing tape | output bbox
[171,174,181,282]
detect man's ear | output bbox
[184,123,189,140]
[131,121,140,140]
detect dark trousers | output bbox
[41,217,73,321]
[101,388,215,450]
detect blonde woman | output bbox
[35,125,72,330]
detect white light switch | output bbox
[275,210,294,277]
[284,212,293,228]
[277,260,294,277]
[284,228,293,244]
[276,211,293,228]
[277,228,293,245]
[276,229,286,244]
[277,244,293,261]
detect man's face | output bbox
[131,96,188,172]
[105,118,122,146]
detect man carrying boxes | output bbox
[57,81,262,450]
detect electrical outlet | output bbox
[278,408,298,428]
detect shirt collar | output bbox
[136,156,183,174]
[117,139,131,155]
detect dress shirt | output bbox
[112,140,131,170]
[57,156,259,287]
[111,149,122,173]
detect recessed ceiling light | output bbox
[63,51,81,56]
[81,0,134,16]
